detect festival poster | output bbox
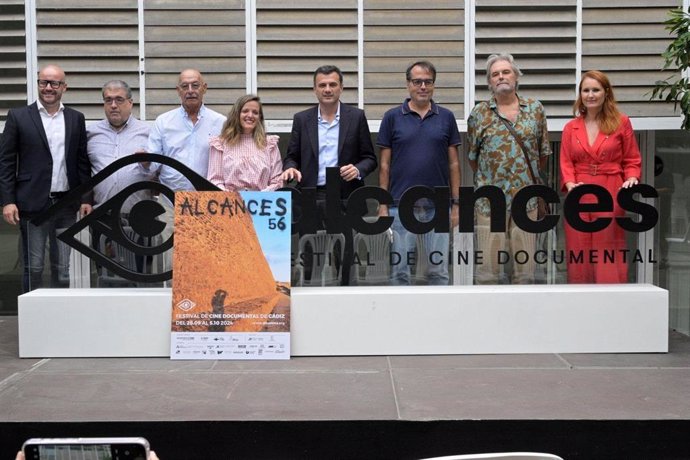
[170,191,291,360]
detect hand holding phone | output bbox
[17,451,159,460]
[22,437,151,460]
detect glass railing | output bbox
[26,210,170,291]
[25,223,74,291]
[288,199,643,287]
[21,193,649,291]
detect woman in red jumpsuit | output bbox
[560,70,642,283]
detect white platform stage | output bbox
[18,284,668,357]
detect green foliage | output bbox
[650,7,690,130]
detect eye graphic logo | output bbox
[32,153,220,283]
[176,299,196,311]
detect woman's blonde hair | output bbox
[218,94,267,148]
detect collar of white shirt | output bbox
[36,99,65,115]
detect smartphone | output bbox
[23,437,150,460]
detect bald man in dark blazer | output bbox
[0,64,91,291]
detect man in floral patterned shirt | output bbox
[467,53,552,284]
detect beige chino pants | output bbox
[474,208,537,285]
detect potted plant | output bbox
[650,7,690,130]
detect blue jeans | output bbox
[20,204,76,292]
[389,203,449,286]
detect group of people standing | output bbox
[0,53,641,292]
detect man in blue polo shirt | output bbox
[377,60,461,285]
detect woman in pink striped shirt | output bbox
[207,94,283,191]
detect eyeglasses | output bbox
[409,79,435,87]
[103,97,129,105]
[38,79,65,89]
[178,82,202,91]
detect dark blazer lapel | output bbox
[306,107,319,162]
[62,107,73,158]
[337,104,351,158]
[28,103,50,151]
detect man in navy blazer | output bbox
[281,65,377,286]
[281,65,377,202]
[0,64,92,291]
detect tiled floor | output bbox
[1,316,690,423]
